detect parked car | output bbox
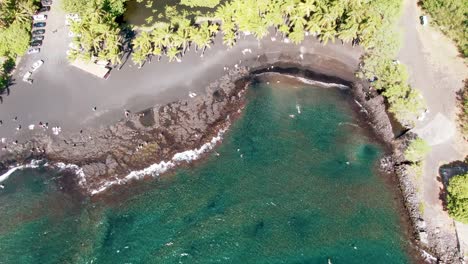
[32,35,44,41]
[35,6,50,14]
[33,22,46,28]
[23,71,33,84]
[420,15,428,26]
[27,48,40,54]
[31,60,44,72]
[32,14,47,21]
[41,0,52,6]
[95,59,110,66]
[32,29,45,35]
[30,40,43,47]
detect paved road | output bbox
[398,0,468,257]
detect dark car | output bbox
[38,6,50,13]
[32,35,44,41]
[33,22,46,28]
[30,40,43,47]
[32,29,45,35]
[41,0,52,5]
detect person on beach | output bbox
[92,106,97,111]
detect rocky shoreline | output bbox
[0,60,462,262]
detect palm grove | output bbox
[0,0,37,90]
[129,0,425,125]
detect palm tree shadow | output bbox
[117,26,136,70]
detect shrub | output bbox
[405,138,431,163]
[457,81,468,139]
[180,0,220,8]
[447,173,468,223]
[0,20,32,57]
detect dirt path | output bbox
[398,0,468,260]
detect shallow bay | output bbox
[0,80,414,263]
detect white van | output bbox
[33,14,47,21]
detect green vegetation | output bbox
[180,0,220,8]
[420,0,468,57]
[404,137,430,180]
[0,0,37,57]
[457,81,468,139]
[129,0,425,124]
[63,0,126,63]
[0,0,37,90]
[419,202,425,214]
[447,172,468,223]
[405,138,431,163]
[0,57,15,91]
[357,0,426,125]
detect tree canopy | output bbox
[180,0,220,8]
[421,0,468,57]
[64,0,126,63]
[128,0,426,123]
[0,0,36,57]
[447,172,468,223]
[404,138,431,164]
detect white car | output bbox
[68,31,81,37]
[23,71,33,83]
[95,59,110,66]
[31,60,44,72]
[27,48,40,54]
[32,14,47,21]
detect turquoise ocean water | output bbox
[0,81,414,263]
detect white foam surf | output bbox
[0,160,41,183]
[90,128,228,195]
[54,162,86,185]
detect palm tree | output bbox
[222,30,236,48]
[306,19,321,36]
[338,23,358,43]
[298,0,317,18]
[132,31,152,65]
[175,18,191,55]
[264,2,284,29]
[166,46,180,62]
[278,24,290,38]
[281,0,298,16]
[152,45,162,61]
[14,0,36,24]
[319,25,336,45]
[289,25,304,44]
[250,17,269,40]
[208,23,219,37]
[132,49,146,68]
[192,23,212,56]
[289,10,307,29]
